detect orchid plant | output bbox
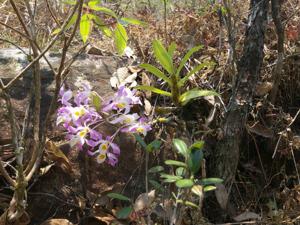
[56,81,151,166]
[137,40,219,107]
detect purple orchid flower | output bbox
[122,117,152,136]
[110,113,140,125]
[103,86,141,114]
[59,85,72,106]
[87,136,120,166]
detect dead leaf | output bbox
[233,211,261,222]
[144,98,152,116]
[215,184,228,210]
[203,95,215,106]
[128,65,142,74]
[255,81,273,96]
[39,163,55,176]
[134,190,155,212]
[0,211,30,225]
[141,72,152,99]
[110,67,137,88]
[191,185,203,198]
[75,195,87,210]
[292,136,300,149]
[87,45,104,55]
[45,140,72,173]
[40,219,74,225]
[247,122,274,138]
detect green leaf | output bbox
[65,13,78,30]
[179,89,219,106]
[146,140,162,152]
[160,174,182,182]
[116,206,133,219]
[140,63,171,84]
[152,40,174,75]
[90,91,101,111]
[121,17,146,25]
[200,178,223,186]
[163,178,178,183]
[175,179,194,188]
[187,149,203,174]
[178,61,215,87]
[148,166,164,173]
[176,199,199,209]
[176,45,203,77]
[107,193,131,202]
[172,139,188,158]
[168,42,177,58]
[133,134,147,148]
[92,15,112,37]
[135,85,172,97]
[80,14,91,43]
[176,167,186,177]
[184,201,200,209]
[204,185,216,192]
[165,160,187,167]
[52,13,78,35]
[89,5,117,18]
[149,179,163,191]
[189,141,204,150]
[51,28,61,35]
[114,23,128,55]
[88,0,101,7]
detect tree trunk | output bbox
[210,0,269,192]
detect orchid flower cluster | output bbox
[56,81,151,166]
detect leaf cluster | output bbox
[137,40,219,106]
[149,139,222,209]
[55,0,145,54]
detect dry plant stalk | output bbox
[0,0,85,223]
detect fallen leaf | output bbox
[292,136,300,149]
[39,163,55,176]
[40,219,74,225]
[0,211,30,225]
[233,211,261,222]
[45,140,72,173]
[110,67,137,88]
[75,195,87,210]
[134,190,155,212]
[128,65,142,74]
[144,98,152,116]
[255,81,273,96]
[87,45,104,55]
[141,72,152,99]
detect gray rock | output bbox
[0,47,124,139]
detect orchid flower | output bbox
[87,136,120,166]
[57,83,152,167]
[121,117,152,136]
[110,113,140,125]
[59,85,72,106]
[103,86,141,114]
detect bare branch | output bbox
[0,159,16,187]
[3,1,80,90]
[25,0,85,181]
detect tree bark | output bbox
[210,0,269,192]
